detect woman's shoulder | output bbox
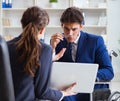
[40,41,52,53]
[7,36,20,46]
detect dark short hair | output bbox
[60,7,84,25]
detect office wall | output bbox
[107,0,120,91]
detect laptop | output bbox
[50,62,98,93]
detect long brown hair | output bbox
[15,6,49,76]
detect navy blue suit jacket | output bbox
[55,31,114,101]
[7,36,62,101]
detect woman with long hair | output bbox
[7,6,76,101]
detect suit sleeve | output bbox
[95,36,114,81]
[34,44,62,101]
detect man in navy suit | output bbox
[51,7,114,101]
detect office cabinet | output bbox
[0,0,36,40]
[0,0,108,45]
[72,0,108,45]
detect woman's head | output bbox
[16,6,49,77]
[21,6,49,31]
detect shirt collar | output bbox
[74,32,80,44]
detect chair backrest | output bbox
[92,54,113,101]
[0,35,15,101]
[108,91,120,101]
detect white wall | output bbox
[107,0,120,91]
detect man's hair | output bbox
[60,7,84,25]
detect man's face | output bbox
[62,22,82,43]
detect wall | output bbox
[0,1,1,33]
[107,0,120,91]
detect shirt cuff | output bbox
[96,77,100,82]
[59,93,64,101]
[52,52,56,62]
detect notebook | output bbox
[50,62,98,93]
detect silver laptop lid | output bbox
[50,62,98,93]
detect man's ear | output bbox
[80,24,83,29]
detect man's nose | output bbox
[68,30,73,36]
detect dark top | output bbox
[7,36,62,101]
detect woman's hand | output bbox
[61,82,78,96]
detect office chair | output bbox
[92,50,119,101]
[0,35,15,101]
[92,82,111,101]
[108,91,120,101]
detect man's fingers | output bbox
[52,48,66,61]
[52,36,63,41]
[51,33,64,41]
[56,48,66,60]
[58,48,66,57]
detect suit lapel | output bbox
[76,31,87,61]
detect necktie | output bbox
[67,43,73,61]
[71,42,77,61]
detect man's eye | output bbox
[65,28,69,31]
[72,28,77,31]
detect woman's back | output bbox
[7,36,58,101]
[6,6,77,101]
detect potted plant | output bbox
[49,0,58,3]
[49,0,58,8]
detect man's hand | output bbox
[51,33,66,61]
[51,33,64,51]
[52,48,66,61]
